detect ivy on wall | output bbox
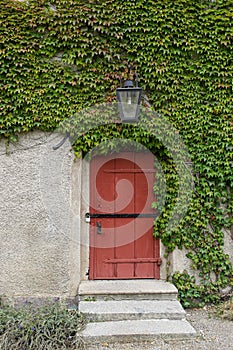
[0,0,232,306]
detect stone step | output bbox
[80,319,196,343]
[79,299,186,322]
[78,279,178,301]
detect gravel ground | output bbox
[86,308,233,350]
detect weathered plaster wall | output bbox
[0,131,82,299]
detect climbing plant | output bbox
[0,0,232,306]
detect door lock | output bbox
[85,213,91,223]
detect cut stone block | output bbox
[80,319,196,343]
[79,299,186,322]
[78,279,178,301]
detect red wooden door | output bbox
[89,152,161,279]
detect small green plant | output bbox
[84,296,96,302]
[0,298,86,350]
[212,297,233,321]
[171,271,226,308]
[172,271,203,308]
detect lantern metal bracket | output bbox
[53,132,70,150]
[135,72,139,87]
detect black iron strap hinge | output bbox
[85,212,158,219]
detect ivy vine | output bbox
[0,0,232,307]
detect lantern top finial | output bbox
[124,80,134,88]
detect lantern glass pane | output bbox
[116,88,142,122]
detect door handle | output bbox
[97,222,102,234]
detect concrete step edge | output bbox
[79,300,186,321]
[80,319,196,343]
[78,292,178,302]
[78,280,178,296]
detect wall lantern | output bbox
[116,67,142,122]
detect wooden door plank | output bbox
[115,155,135,278]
